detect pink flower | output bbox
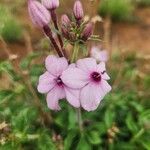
[91,46,109,62]
[42,0,59,10]
[73,0,84,20]
[37,55,80,110]
[62,58,111,111]
[28,0,50,27]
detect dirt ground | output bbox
[112,8,150,55]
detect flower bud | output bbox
[81,22,93,41]
[61,15,71,39]
[61,14,71,27]
[73,0,84,20]
[28,0,50,27]
[42,0,59,10]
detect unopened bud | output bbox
[61,14,71,27]
[42,0,59,10]
[28,0,50,27]
[73,0,84,20]
[81,22,93,41]
[61,15,70,39]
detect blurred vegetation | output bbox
[98,0,134,22]
[136,0,150,7]
[98,0,150,22]
[0,5,23,43]
[0,51,150,149]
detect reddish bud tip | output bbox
[61,14,71,27]
[61,14,71,39]
[73,0,84,20]
[81,22,93,41]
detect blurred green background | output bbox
[0,0,150,149]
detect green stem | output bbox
[71,43,83,132]
[77,108,83,132]
[71,43,80,63]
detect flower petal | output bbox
[97,62,110,80]
[46,86,65,110]
[97,62,106,73]
[68,63,76,68]
[37,71,56,93]
[77,58,97,73]
[61,68,89,89]
[102,72,110,80]
[45,55,68,76]
[80,83,102,111]
[38,83,54,94]
[100,80,112,95]
[98,50,108,62]
[64,87,80,108]
[39,71,55,84]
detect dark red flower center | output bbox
[56,77,63,86]
[91,72,101,82]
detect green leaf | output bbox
[126,113,138,133]
[139,109,150,124]
[12,107,38,131]
[38,133,56,150]
[29,65,43,76]
[76,136,92,150]
[64,130,77,150]
[68,107,76,129]
[104,108,115,128]
[20,52,44,70]
[87,131,102,145]
[0,90,13,105]
[140,140,150,150]
[0,61,20,81]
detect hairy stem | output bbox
[51,10,67,58]
[43,25,64,57]
[71,43,83,132]
[77,108,83,132]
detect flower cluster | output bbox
[61,1,93,44]
[28,0,111,111]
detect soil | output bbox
[112,8,150,55]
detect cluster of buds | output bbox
[28,0,66,58]
[28,0,111,112]
[61,0,93,44]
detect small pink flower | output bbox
[91,46,109,62]
[28,0,50,27]
[62,58,111,111]
[73,0,84,20]
[38,55,80,110]
[42,0,59,10]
